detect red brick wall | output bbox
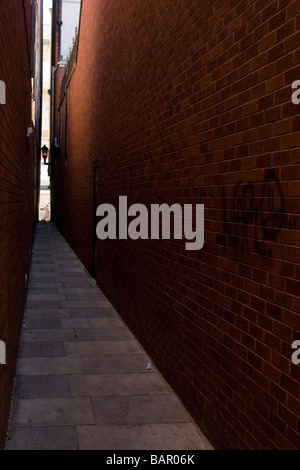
[0,0,35,449]
[53,0,300,449]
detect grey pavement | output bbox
[5,222,213,450]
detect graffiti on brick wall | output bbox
[217,170,287,257]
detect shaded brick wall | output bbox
[53,0,300,449]
[0,0,35,449]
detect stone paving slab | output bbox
[64,340,143,356]
[28,275,57,283]
[28,294,66,301]
[6,223,213,451]
[91,395,192,425]
[60,300,111,308]
[23,318,61,329]
[11,398,95,426]
[81,355,156,375]
[65,293,106,301]
[60,317,124,329]
[55,277,91,283]
[74,328,132,341]
[16,357,83,375]
[18,341,65,358]
[21,328,75,342]
[69,307,117,318]
[29,283,64,289]
[57,288,105,294]
[26,300,61,309]
[30,265,55,272]
[77,424,214,450]
[27,287,59,294]
[15,375,70,399]
[62,282,93,288]
[69,373,172,397]
[24,309,71,319]
[6,427,77,450]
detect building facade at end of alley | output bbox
[1,0,300,451]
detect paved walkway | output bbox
[5,223,213,450]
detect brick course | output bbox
[0,0,35,449]
[53,0,300,449]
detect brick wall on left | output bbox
[0,0,36,449]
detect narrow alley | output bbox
[5,223,213,450]
[1,0,300,452]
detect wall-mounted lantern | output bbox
[41,145,51,166]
